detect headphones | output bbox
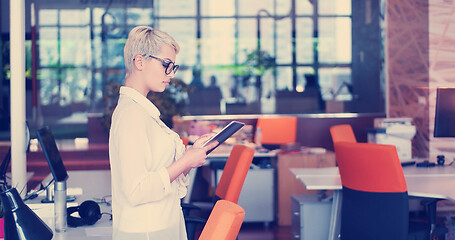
[67,200,102,227]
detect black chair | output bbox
[334,142,447,240]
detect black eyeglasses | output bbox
[148,55,179,75]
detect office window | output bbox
[201,0,235,16]
[319,18,352,64]
[237,19,258,57]
[158,20,197,68]
[201,19,236,67]
[238,0,275,16]
[14,0,384,138]
[59,27,91,66]
[319,0,351,15]
[157,0,195,17]
[319,68,352,101]
[296,18,313,64]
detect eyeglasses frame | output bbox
[148,55,179,75]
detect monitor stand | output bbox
[41,181,76,203]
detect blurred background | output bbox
[2,0,384,139]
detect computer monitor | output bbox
[36,127,68,182]
[434,87,455,137]
[0,122,31,186]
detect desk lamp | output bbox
[0,122,53,239]
[1,187,53,240]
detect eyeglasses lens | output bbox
[165,62,174,75]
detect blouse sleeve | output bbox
[115,108,173,206]
[174,137,190,199]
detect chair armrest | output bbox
[185,217,207,240]
[181,203,201,217]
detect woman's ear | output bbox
[133,55,144,71]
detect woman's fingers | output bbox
[193,133,217,148]
[203,141,219,152]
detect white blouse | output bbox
[109,86,189,240]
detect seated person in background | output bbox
[301,74,325,110]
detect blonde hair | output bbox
[124,26,180,76]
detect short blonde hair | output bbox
[124,26,180,75]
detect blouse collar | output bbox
[119,86,161,119]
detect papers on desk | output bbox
[301,147,327,154]
[28,202,79,219]
[27,202,79,229]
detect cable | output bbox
[101,212,113,220]
[93,195,112,206]
[24,178,55,202]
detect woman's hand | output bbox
[183,138,218,167]
[192,133,217,149]
[167,134,219,181]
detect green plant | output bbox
[233,49,276,78]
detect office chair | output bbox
[213,145,254,203]
[329,124,357,143]
[180,136,190,147]
[184,145,254,239]
[197,200,245,240]
[333,142,447,240]
[255,116,297,149]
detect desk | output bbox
[277,151,336,226]
[290,166,455,240]
[28,170,112,240]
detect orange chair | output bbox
[198,200,245,240]
[255,116,297,146]
[329,124,357,143]
[180,135,190,147]
[334,142,447,240]
[214,145,255,203]
[185,145,254,239]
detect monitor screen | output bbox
[434,87,455,137]
[1,122,30,184]
[36,127,68,182]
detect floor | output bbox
[189,204,292,240]
[237,223,292,240]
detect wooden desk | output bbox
[277,151,336,226]
[290,166,455,240]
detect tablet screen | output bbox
[203,121,245,154]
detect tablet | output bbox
[203,121,245,154]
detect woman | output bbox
[109,26,217,239]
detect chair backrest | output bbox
[255,116,297,145]
[198,200,245,240]
[334,142,406,193]
[216,145,254,203]
[333,142,408,240]
[329,124,357,143]
[180,136,189,147]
